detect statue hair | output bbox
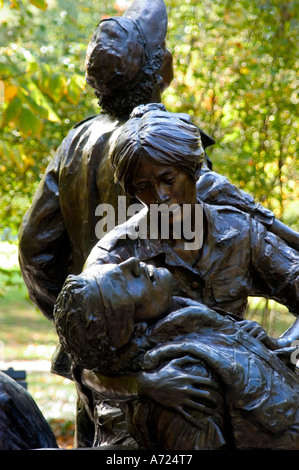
[97,49,164,118]
[54,274,118,372]
[111,104,205,195]
[86,17,165,118]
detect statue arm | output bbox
[238,316,299,352]
[278,315,299,345]
[18,136,73,320]
[250,220,299,346]
[197,171,275,227]
[81,357,218,420]
[81,369,140,400]
[198,171,299,252]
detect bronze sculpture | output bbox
[17,0,215,447]
[18,0,172,323]
[53,104,299,449]
[18,0,298,328]
[54,257,299,449]
[17,0,299,449]
[0,371,58,450]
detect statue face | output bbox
[101,257,173,322]
[132,159,197,207]
[118,257,173,322]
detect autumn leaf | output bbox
[4,84,18,102]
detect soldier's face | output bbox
[101,258,173,322]
[119,257,173,321]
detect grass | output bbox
[0,283,57,359]
[0,280,77,448]
[0,242,76,448]
[246,296,294,338]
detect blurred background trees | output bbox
[164,0,299,227]
[1,0,298,237]
[0,0,115,236]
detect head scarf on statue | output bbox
[85,0,171,117]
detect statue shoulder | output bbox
[203,202,250,222]
[203,203,253,246]
[72,112,122,131]
[72,114,99,129]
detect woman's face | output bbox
[132,159,197,208]
[131,159,198,236]
[113,257,173,322]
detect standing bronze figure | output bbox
[18,0,173,447]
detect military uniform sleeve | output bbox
[197,171,275,227]
[18,132,74,320]
[198,171,299,252]
[84,239,135,270]
[250,218,299,315]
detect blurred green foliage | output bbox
[0,0,298,238]
[163,0,299,228]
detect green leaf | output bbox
[29,0,48,11]
[67,74,85,105]
[19,90,49,119]
[38,63,51,94]
[0,62,19,80]
[2,96,22,125]
[48,73,67,103]
[0,140,14,161]
[0,140,25,170]
[19,77,60,122]
[9,0,20,10]
[17,105,44,136]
